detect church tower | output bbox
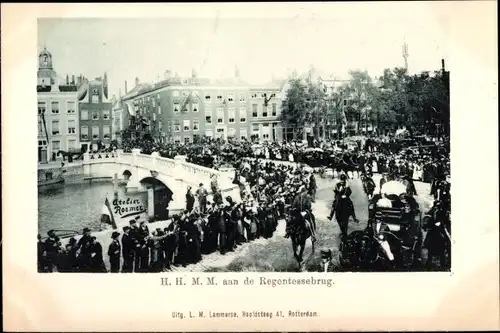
[37,46,57,86]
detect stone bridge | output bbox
[83,149,240,217]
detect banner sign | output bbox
[111,195,148,226]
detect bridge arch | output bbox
[139,176,175,220]
[122,169,132,180]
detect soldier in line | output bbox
[108,231,121,273]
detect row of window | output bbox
[46,139,78,151]
[135,91,278,106]
[49,120,77,136]
[38,101,76,114]
[80,126,111,141]
[80,109,111,120]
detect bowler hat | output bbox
[123,226,130,232]
[83,227,91,233]
[129,219,137,225]
[111,231,120,239]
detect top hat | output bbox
[83,227,91,233]
[111,231,120,239]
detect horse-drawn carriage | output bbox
[339,180,423,271]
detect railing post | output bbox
[151,151,159,170]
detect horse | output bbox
[287,208,316,271]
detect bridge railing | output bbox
[84,152,118,163]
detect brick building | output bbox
[78,73,113,151]
[119,71,286,144]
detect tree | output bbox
[280,78,309,140]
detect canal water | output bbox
[38,181,147,236]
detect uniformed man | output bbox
[185,186,195,212]
[108,231,121,273]
[129,219,142,272]
[327,174,358,223]
[196,183,208,214]
[89,236,107,273]
[288,185,316,241]
[121,226,135,273]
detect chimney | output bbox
[135,77,140,87]
[103,72,108,98]
[71,74,75,85]
[66,74,69,85]
[441,59,445,72]
[125,80,128,94]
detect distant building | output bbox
[77,73,113,151]
[120,71,286,144]
[37,47,79,163]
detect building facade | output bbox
[120,74,286,144]
[37,47,79,163]
[78,74,113,151]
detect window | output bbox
[251,93,259,99]
[193,134,200,142]
[262,106,268,117]
[192,102,199,112]
[262,123,270,127]
[205,108,212,124]
[216,128,224,133]
[152,99,156,107]
[227,93,234,103]
[239,108,247,123]
[240,127,248,140]
[252,104,258,117]
[228,108,235,123]
[103,126,111,139]
[193,119,199,131]
[184,136,191,143]
[239,93,246,103]
[67,120,76,134]
[204,93,211,103]
[182,101,189,113]
[183,119,190,131]
[272,103,277,116]
[158,120,162,132]
[252,124,259,132]
[38,101,46,114]
[216,93,223,102]
[67,101,76,114]
[217,107,224,124]
[81,126,89,141]
[52,140,60,151]
[51,101,59,114]
[91,94,99,104]
[158,106,162,114]
[173,101,180,113]
[343,99,348,106]
[51,120,60,135]
[68,139,77,150]
[102,110,110,120]
[92,111,99,120]
[228,128,236,137]
[263,134,270,140]
[174,136,181,143]
[157,94,160,99]
[205,129,213,138]
[173,120,180,132]
[81,109,88,120]
[92,126,99,140]
[173,91,180,97]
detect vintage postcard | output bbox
[2,2,499,331]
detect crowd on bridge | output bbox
[38,131,451,272]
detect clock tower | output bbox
[37,46,57,86]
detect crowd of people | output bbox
[38,157,319,272]
[38,132,451,272]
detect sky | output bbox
[38,5,450,98]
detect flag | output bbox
[101,197,117,229]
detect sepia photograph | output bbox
[37,16,451,274]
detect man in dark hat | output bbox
[121,226,135,273]
[129,219,142,272]
[139,221,150,240]
[44,230,59,272]
[185,185,195,212]
[89,236,107,273]
[108,231,121,273]
[196,183,208,214]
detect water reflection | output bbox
[38,181,146,236]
